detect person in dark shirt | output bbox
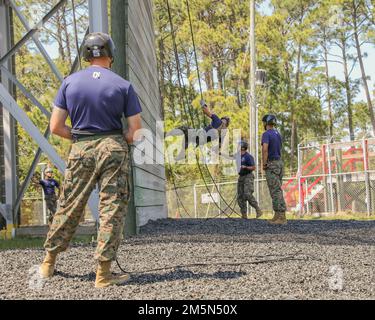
[167,100,230,160]
[236,141,262,219]
[261,114,287,225]
[40,32,142,288]
[39,168,60,226]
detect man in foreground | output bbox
[39,32,142,288]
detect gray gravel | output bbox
[0,218,374,300]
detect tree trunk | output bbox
[290,43,302,173]
[56,11,65,62]
[352,4,375,135]
[62,6,72,66]
[217,61,224,91]
[341,36,355,141]
[204,69,214,91]
[323,37,333,137]
[166,63,177,118]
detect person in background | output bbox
[261,114,287,225]
[167,100,230,160]
[236,141,262,219]
[39,168,60,227]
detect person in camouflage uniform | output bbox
[261,115,287,225]
[45,135,130,261]
[39,32,142,288]
[39,168,60,227]
[45,195,57,226]
[236,141,262,219]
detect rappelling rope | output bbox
[166,0,239,218]
[184,0,240,217]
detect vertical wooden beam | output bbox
[110,0,136,236]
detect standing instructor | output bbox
[261,114,287,225]
[237,141,262,219]
[39,32,142,288]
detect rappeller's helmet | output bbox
[221,116,231,127]
[82,32,116,62]
[262,114,277,126]
[239,140,248,150]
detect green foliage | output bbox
[155,0,374,184]
[10,1,375,193]
[11,0,87,203]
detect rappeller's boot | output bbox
[39,252,58,279]
[174,126,190,161]
[268,212,287,225]
[95,261,130,288]
[178,125,190,150]
[241,212,248,219]
[255,207,263,219]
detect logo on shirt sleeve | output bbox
[93,72,101,79]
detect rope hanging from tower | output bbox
[165,0,241,218]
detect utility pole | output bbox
[249,0,257,159]
[249,0,258,205]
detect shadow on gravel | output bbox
[123,268,246,286]
[54,269,246,285]
[54,270,96,282]
[136,219,375,247]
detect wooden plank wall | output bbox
[111,0,167,234]
[0,107,5,206]
[126,0,167,230]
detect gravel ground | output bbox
[0,218,374,300]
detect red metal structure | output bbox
[282,140,370,213]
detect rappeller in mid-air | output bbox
[167,100,230,159]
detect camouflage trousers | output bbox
[45,195,57,226]
[44,135,130,262]
[265,160,286,213]
[237,173,260,215]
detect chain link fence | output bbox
[167,138,375,218]
[167,177,297,219]
[20,197,93,226]
[297,138,375,216]
[18,139,375,223]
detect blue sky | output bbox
[258,1,375,103]
[328,45,375,103]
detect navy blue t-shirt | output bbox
[236,152,255,176]
[54,66,142,132]
[40,179,59,196]
[261,129,282,161]
[204,114,222,132]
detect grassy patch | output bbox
[0,235,94,251]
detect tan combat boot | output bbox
[269,212,287,225]
[268,212,279,223]
[241,212,248,219]
[95,261,130,288]
[256,208,263,219]
[39,252,57,279]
